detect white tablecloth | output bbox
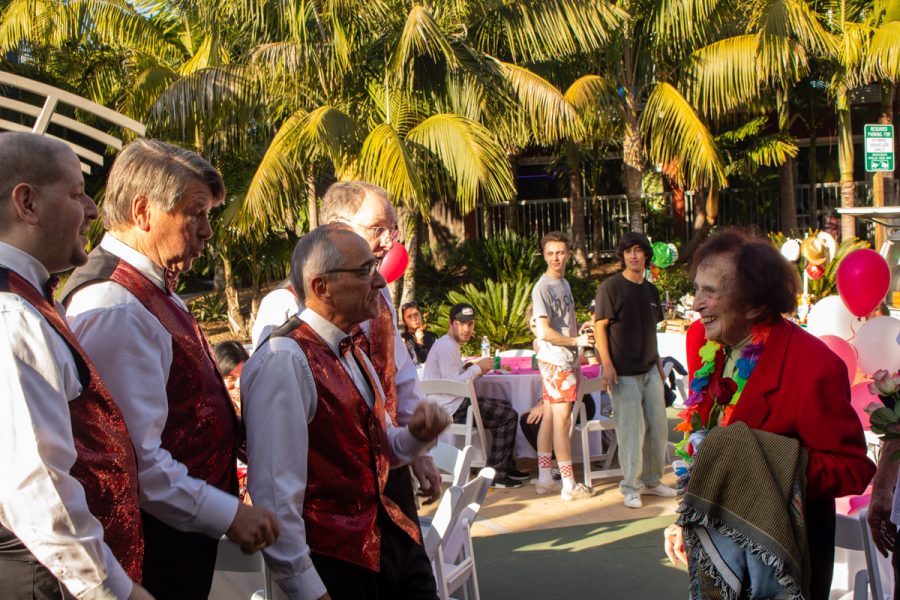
[474,372,545,458]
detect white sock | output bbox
[538,452,553,483]
[559,460,576,491]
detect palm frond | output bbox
[648,0,721,49]
[389,4,461,85]
[496,60,584,143]
[407,113,515,213]
[358,123,427,214]
[867,21,900,80]
[751,0,838,57]
[641,82,727,189]
[563,74,617,113]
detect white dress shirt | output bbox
[422,334,483,415]
[243,307,432,600]
[250,286,297,350]
[251,286,424,426]
[65,234,239,538]
[0,242,131,600]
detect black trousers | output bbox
[0,524,72,599]
[893,526,900,600]
[807,497,836,600]
[384,465,421,529]
[311,514,437,600]
[141,511,219,600]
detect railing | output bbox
[475,180,896,256]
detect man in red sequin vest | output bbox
[62,139,280,600]
[0,132,150,599]
[252,181,444,513]
[244,225,450,599]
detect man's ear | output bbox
[310,276,329,301]
[9,183,39,225]
[131,196,152,231]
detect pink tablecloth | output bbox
[486,356,601,378]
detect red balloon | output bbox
[850,380,880,431]
[378,242,409,283]
[836,249,891,317]
[805,263,824,280]
[819,335,858,383]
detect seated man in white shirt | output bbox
[423,303,529,489]
[0,132,151,599]
[243,225,449,600]
[62,139,279,599]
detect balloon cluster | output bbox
[651,242,679,269]
[780,232,836,280]
[805,248,898,430]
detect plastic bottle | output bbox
[480,336,490,358]
[493,348,501,370]
[531,353,538,371]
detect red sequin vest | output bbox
[62,249,238,495]
[282,320,420,571]
[0,267,143,581]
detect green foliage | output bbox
[191,292,227,323]
[654,263,694,303]
[459,232,544,283]
[430,278,535,353]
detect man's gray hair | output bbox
[102,138,225,230]
[290,223,354,303]
[319,181,388,224]
[0,133,72,231]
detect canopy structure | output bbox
[0,71,145,174]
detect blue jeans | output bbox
[608,370,667,495]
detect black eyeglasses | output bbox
[321,258,382,278]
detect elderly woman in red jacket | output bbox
[665,230,875,599]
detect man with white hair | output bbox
[62,139,279,599]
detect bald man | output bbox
[0,132,150,599]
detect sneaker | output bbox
[641,484,678,497]
[623,493,643,508]
[508,469,530,481]
[532,479,562,494]
[551,467,561,481]
[561,483,592,502]
[491,476,523,489]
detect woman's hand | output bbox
[526,403,544,425]
[664,523,687,567]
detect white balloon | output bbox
[854,316,900,375]
[780,239,801,262]
[807,296,863,340]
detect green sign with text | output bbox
[865,124,894,172]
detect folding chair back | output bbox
[569,375,621,488]
[421,379,488,466]
[432,442,476,486]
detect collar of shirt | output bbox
[0,240,52,294]
[299,307,364,357]
[100,233,167,292]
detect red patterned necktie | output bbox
[164,270,179,295]
[338,326,381,409]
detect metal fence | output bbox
[475,180,897,256]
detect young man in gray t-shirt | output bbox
[529,231,593,501]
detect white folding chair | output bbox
[498,348,535,358]
[213,537,272,599]
[662,359,689,407]
[432,442,476,486]
[424,467,495,600]
[569,376,622,488]
[859,507,893,600]
[421,379,488,467]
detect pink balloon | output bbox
[836,249,891,317]
[850,381,879,431]
[819,335,858,382]
[378,242,409,283]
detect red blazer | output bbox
[686,317,875,500]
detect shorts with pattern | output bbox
[537,359,578,404]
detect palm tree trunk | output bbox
[623,100,644,233]
[506,153,519,236]
[306,166,318,231]
[778,89,798,233]
[565,140,589,276]
[400,207,418,306]
[221,251,247,337]
[837,86,856,241]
